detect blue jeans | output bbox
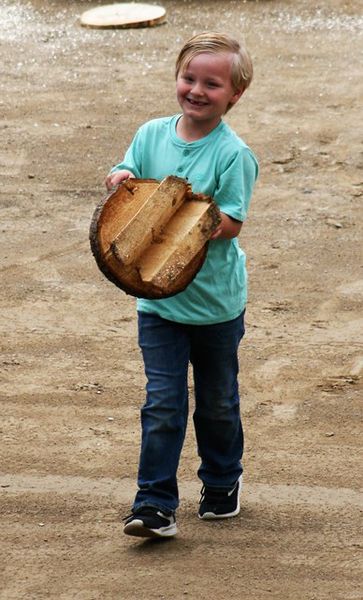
[134,310,245,513]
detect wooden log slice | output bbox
[89,177,221,299]
[80,3,166,29]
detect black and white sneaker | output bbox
[123,507,177,538]
[198,475,242,520]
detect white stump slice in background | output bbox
[80,3,166,29]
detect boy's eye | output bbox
[183,75,194,83]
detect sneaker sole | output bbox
[124,519,177,538]
[198,476,242,520]
[198,506,240,520]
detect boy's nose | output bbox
[190,81,204,96]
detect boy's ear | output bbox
[230,88,244,106]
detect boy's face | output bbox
[176,52,243,128]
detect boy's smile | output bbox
[176,52,243,138]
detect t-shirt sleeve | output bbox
[214,147,259,222]
[110,127,144,178]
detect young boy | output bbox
[106,32,258,538]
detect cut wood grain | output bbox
[89,177,221,299]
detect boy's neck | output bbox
[176,115,222,142]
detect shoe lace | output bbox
[199,480,238,505]
[122,507,172,522]
[199,485,225,505]
[122,513,134,522]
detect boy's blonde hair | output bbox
[175,32,253,110]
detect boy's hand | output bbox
[210,222,223,240]
[210,212,243,240]
[105,169,135,191]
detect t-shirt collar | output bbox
[170,114,224,147]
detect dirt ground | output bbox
[1,0,362,598]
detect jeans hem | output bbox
[199,471,243,490]
[132,500,176,515]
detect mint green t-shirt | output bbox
[111,115,258,325]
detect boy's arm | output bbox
[210,212,242,240]
[213,147,258,239]
[105,125,145,190]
